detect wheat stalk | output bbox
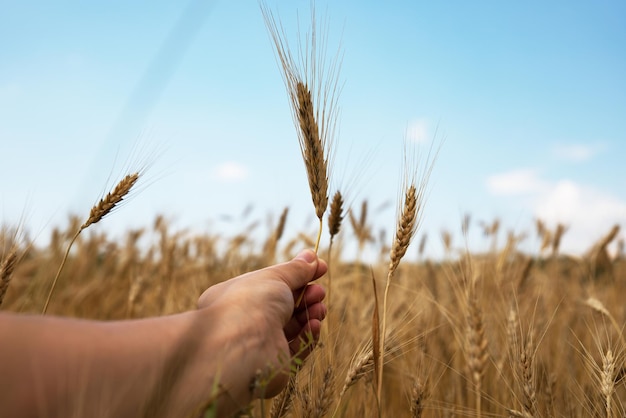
[587,225,621,279]
[265,207,289,263]
[551,223,568,256]
[262,3,342,310]
[378,184,418,401]
[349,200,373,260]
[372,269,382,407]
[275,207,289,242]
[599,224,620,251]
[326,190,344,310]
[417,233,427,258]
[441,229,453,255]
[42,172,139,314]
[261,3,341,255]
[377,137,440,403]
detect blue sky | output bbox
[1,0,625,259]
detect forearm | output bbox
[0,311,259,418]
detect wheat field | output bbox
[1,3,624,417]
[1,212,625,417]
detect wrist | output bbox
[166,305,266,417]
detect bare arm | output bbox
[0,250,327,418]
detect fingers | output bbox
[283,283,326,337]
[267,250,327,292]
[283,301,327,341]
[294,303,327,326]
[196,250,327,310]
[292,282,326,309]
[288,319,322,359]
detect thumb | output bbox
[267,250,327,292]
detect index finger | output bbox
[267,250,327,292]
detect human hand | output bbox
[196,249,327,401]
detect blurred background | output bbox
[1,0,625,260]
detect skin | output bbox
[0,249,327,418]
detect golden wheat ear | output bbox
[325,190,344,310]
[297,81,329,225]
[42,172,140,314]
[377,183,419,401]
[82,173,139,229]
[388,184,418,276]
[377,136,440,403]
[294,79,328,256]
[262,3,342,310]
[261,3,341,256]
[327,191,344,239]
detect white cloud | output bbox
[552,143,602,162]
[534,180,626,238]
[534,180,626,253]
[486,168,626,254]
[212,161,248,182]
[406,118,429,143]
[486,168,546,196]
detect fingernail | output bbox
[296,249,316,264]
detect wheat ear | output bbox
[0,250,17,307]
[328,190,344,239]
[339,349,374,400]
[466,283,488,418]
[270,374,297,418]
[82,173,140,229]
[388,185,418,275]
[377,184,418,401]
[265,207,289,263]
[262,5,342,308]
[520,336,538,417]
[326,190,343,310]
[410,378,429,418]
[585,297,626,348]
[297,81,329,244]
[42,172,139,314]
[312,366,334,417]
[601,349,616,418]
[376,135,440,402]
[261,3,340,256]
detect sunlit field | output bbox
[2,3,625,417]
[1,212,624,417]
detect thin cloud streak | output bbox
[552,143,603,162]
[486,168,546,196]
[406,118,429,143]
[213,161,248,182]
